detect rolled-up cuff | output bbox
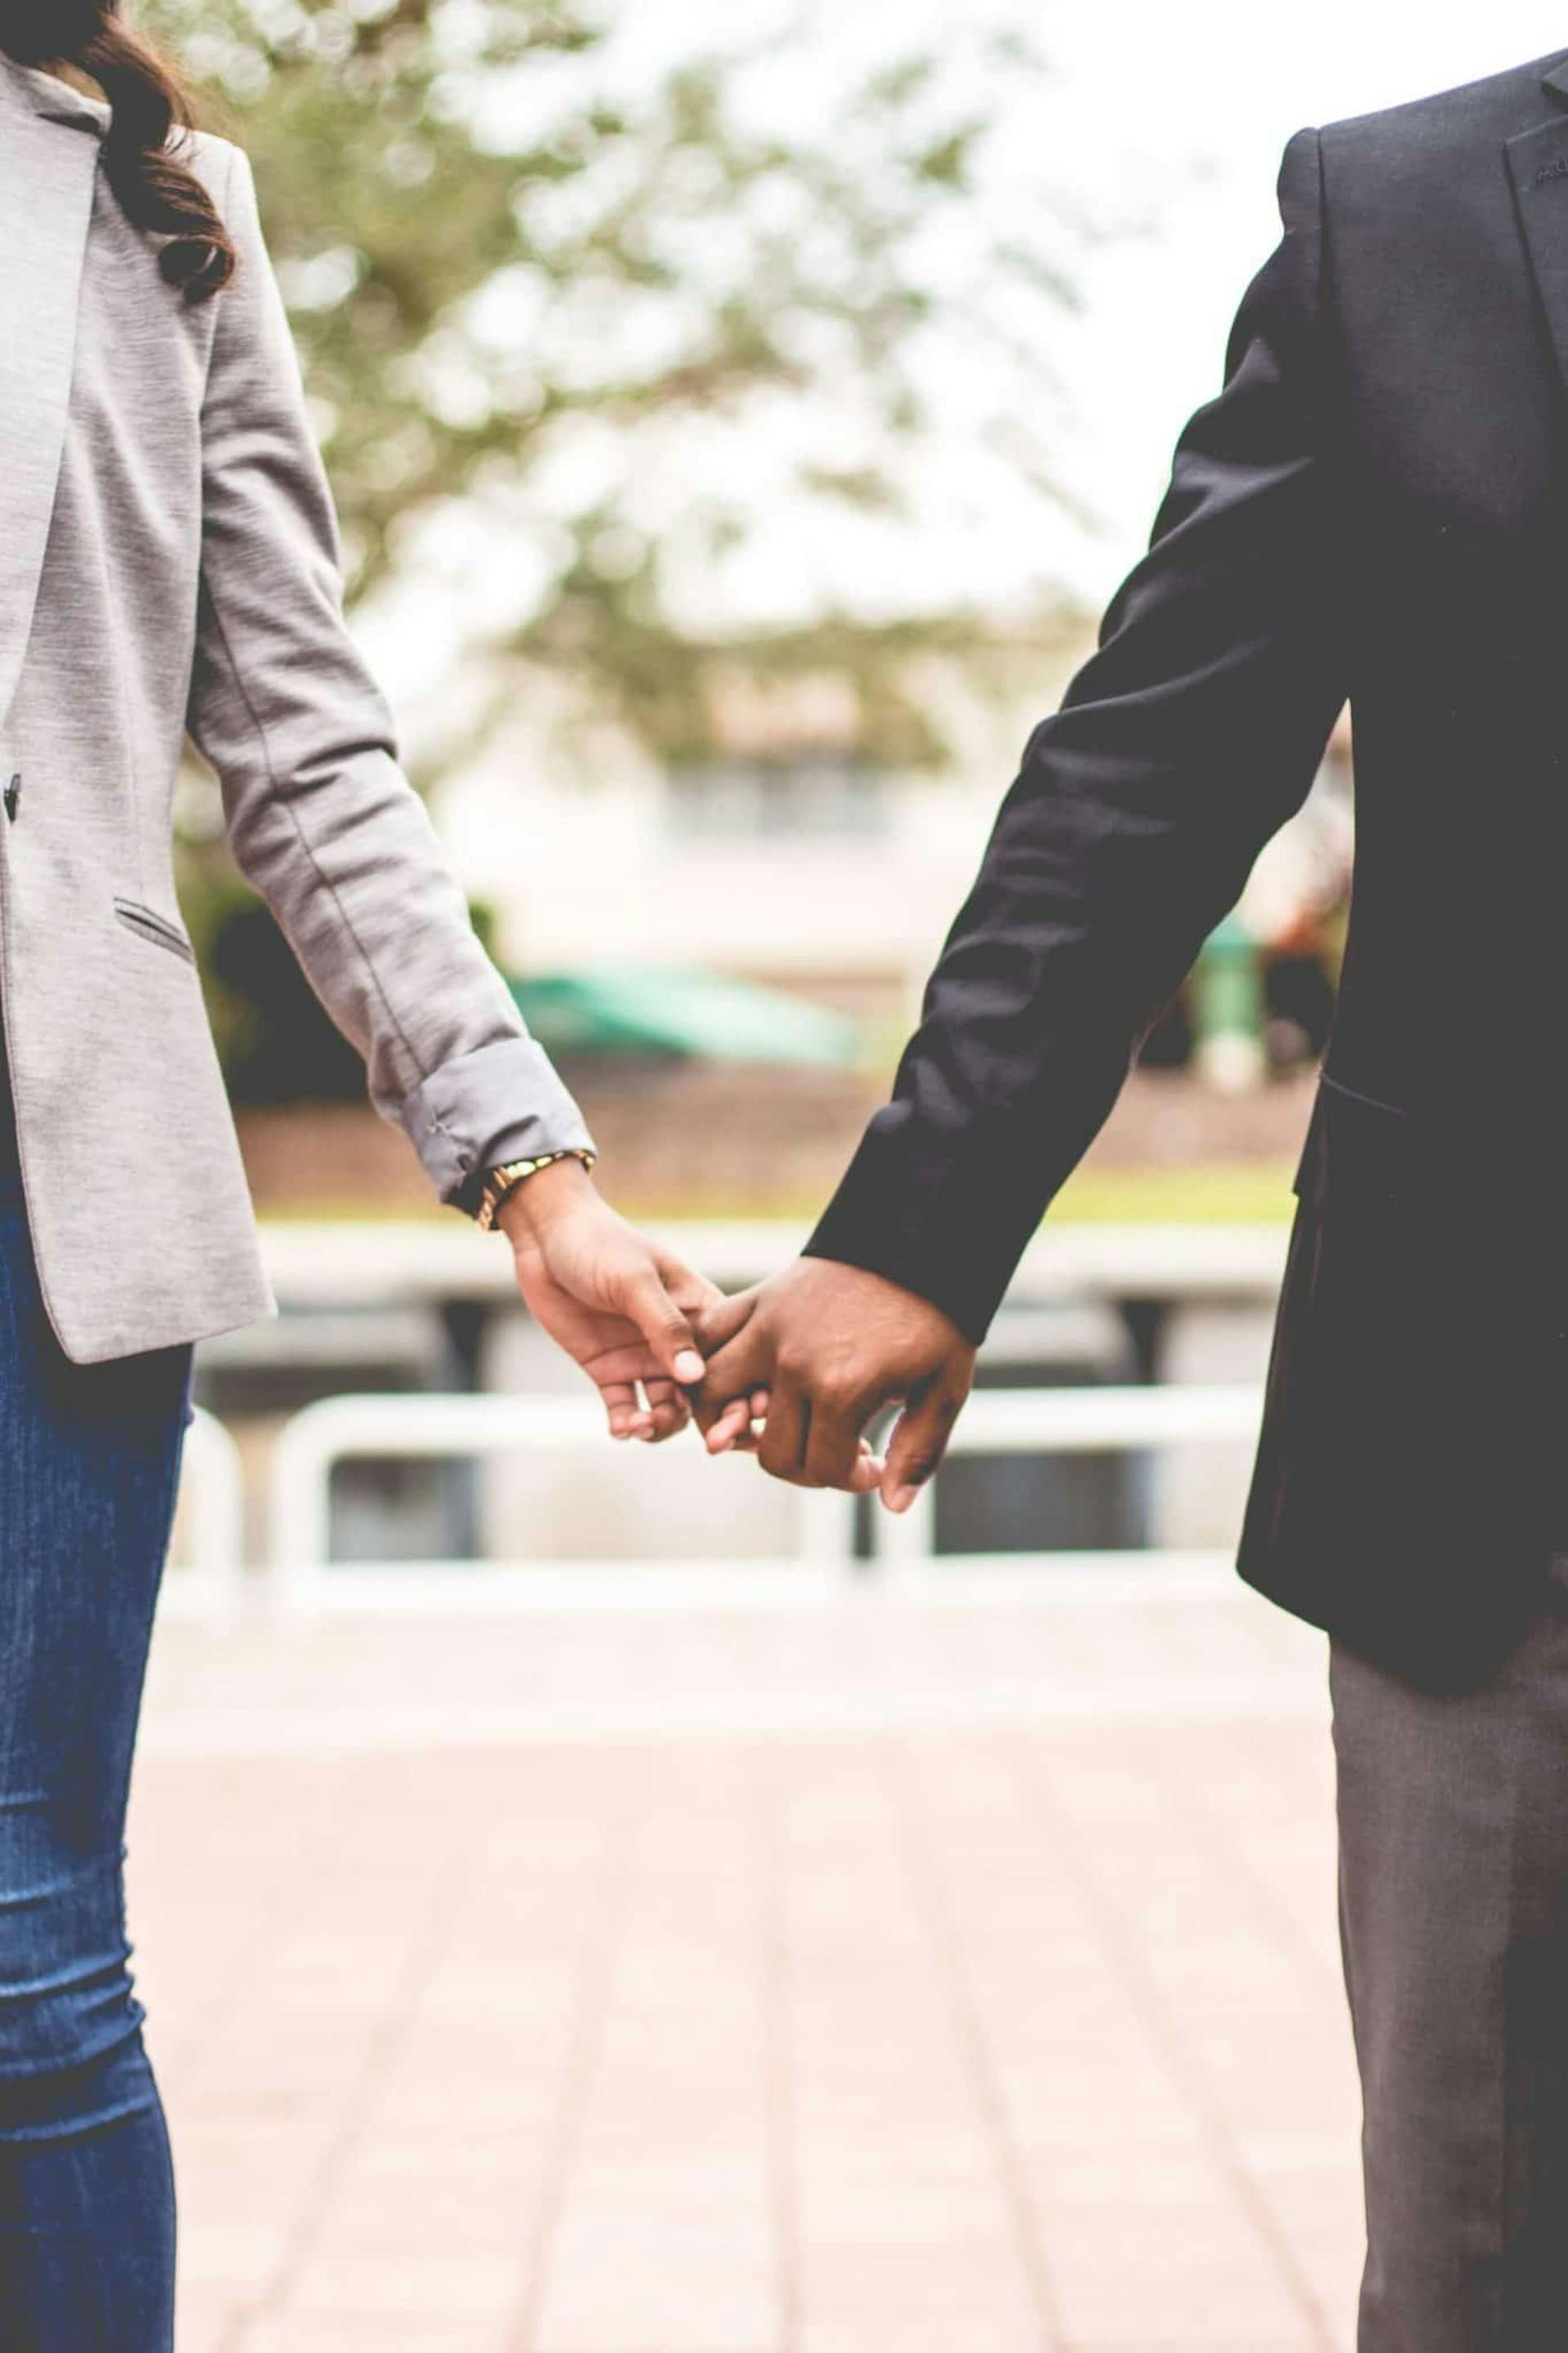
[393,1038,596,1216]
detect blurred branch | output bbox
[148,0,1084,769]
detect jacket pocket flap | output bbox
[1293,1073,1411,1210]
[114,898,195,964]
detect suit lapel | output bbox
[1507,60,1568,403]
[0,69,100,733]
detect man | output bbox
[696,47,1568,2351]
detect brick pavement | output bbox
[127,1581,1363,2351]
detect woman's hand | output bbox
[497,1160,718,1443]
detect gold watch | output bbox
[475,1148,596,1233]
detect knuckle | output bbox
[817,1372,860,1417]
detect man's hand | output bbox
[500,1159,717,1443]
[695,1259,976,1509]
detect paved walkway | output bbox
[131,1578,1364,2351]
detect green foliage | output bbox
[146,0,1078,769]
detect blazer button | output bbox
[2,776,19,822]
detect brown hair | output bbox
[0,1,236,301]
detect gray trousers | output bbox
[1334,1567,1568,2352]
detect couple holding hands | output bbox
[501,1152,973,1511]
[12,6,1568,2346]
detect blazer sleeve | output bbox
[805,127,1348,1343]
[185,143,593,1212]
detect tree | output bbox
[148,0,1080,771]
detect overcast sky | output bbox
[374,2,1568,690]
[628,0,1568,620]
[1023,0,1568,598]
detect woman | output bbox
[0,6,719,2342]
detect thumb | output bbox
[620,1262,706,1386]
[652,1242,726,1319]
[693,1286,760,1360]
[880,1376,965,1516]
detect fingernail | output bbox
[889,1485,920,1514]
[674,1350,706,1384]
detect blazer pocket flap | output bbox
[1293,1073,1411,1210]
[114,897,195,964]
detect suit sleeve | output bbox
[805,127,1348,1342]
[185,145,593,1212]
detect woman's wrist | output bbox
[495,1152,597,1250]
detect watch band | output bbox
[475,1148,596,1233]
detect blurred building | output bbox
[428,644,1091,1027]
[427,650,1354,1062]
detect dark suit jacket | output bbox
[805,48,1568,1687]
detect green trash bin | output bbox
[1194,915,1265,1091]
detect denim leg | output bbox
[0,1170,191,2350]
[0,2038,176,2350]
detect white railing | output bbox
[167,1407,247,1607]
[262,1384,1264,1605]
[873,1382,1263,1568]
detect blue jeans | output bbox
[0,1157,190,2349]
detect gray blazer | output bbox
[0,60,590,1364]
